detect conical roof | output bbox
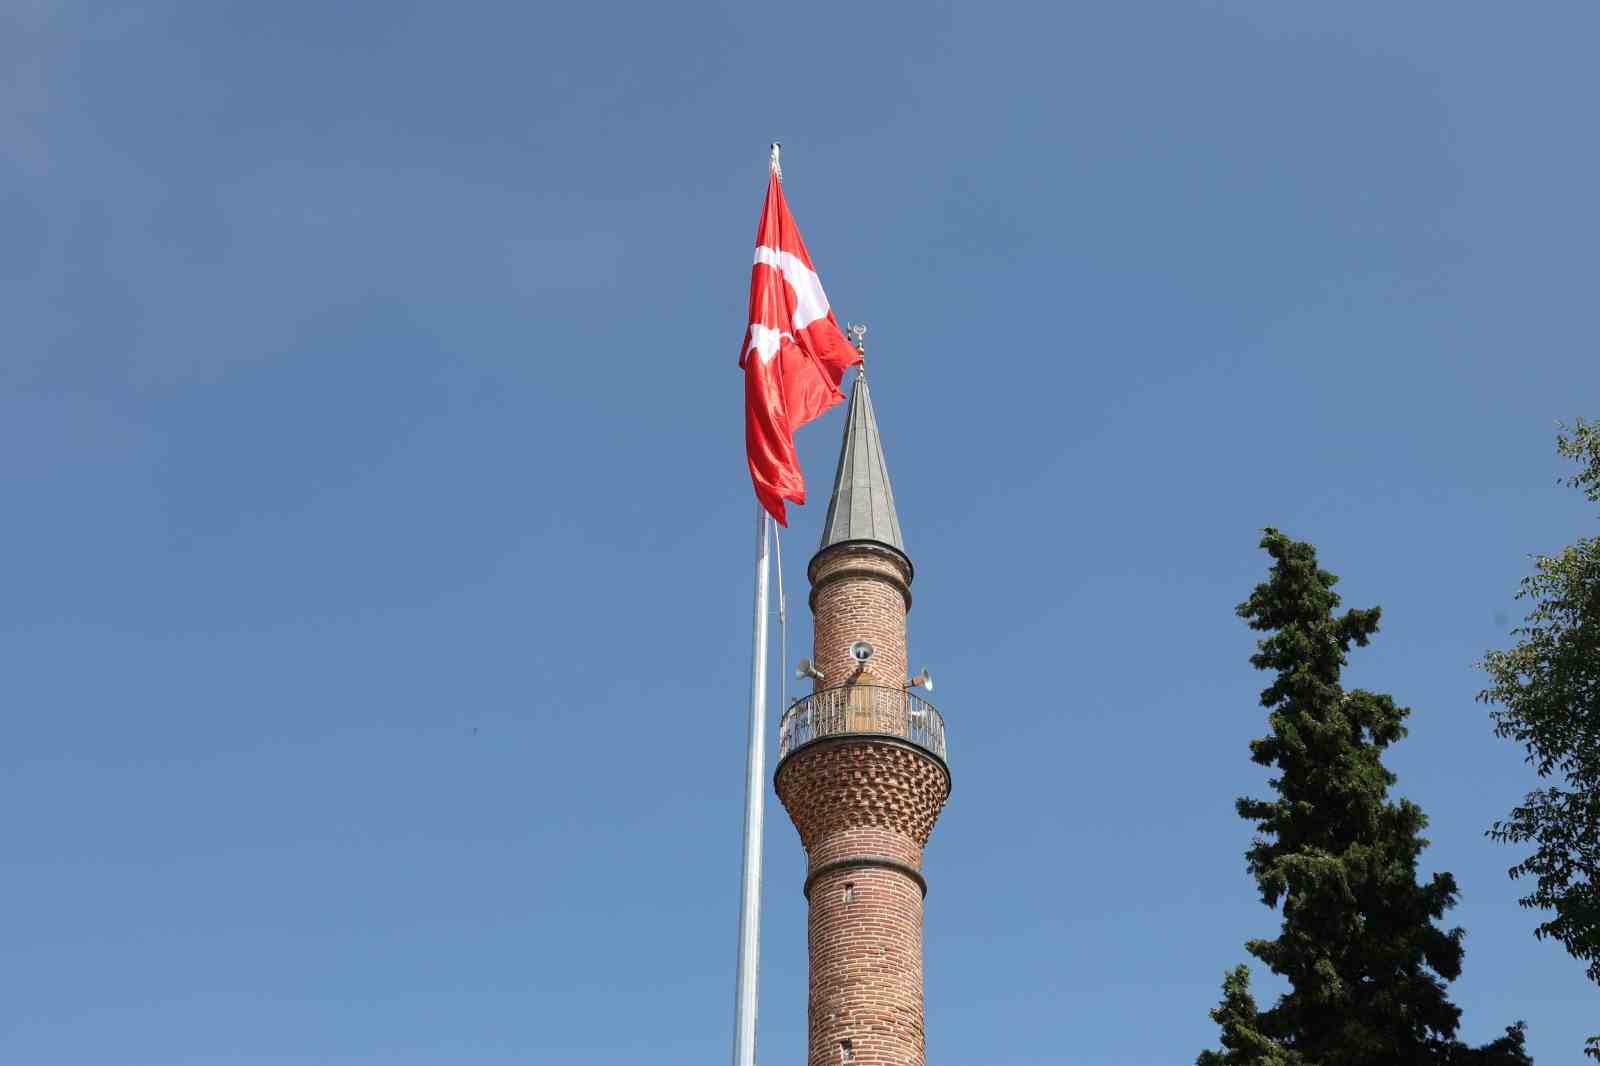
[817,372,905,556]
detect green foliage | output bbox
[1196,966,1305,1066]
[1444,1024,1534,1066]
[1479,418,1600,1058]
[1199,531,1530,1066]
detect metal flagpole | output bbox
[732,502,771,1066]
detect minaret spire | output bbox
[817,371,906,559]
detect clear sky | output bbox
[4,2,1596,1063]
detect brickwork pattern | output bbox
[805,864,926,1066]
[808,547,913,688]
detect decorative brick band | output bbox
[774,733,951,792]
[808,539,914,588]
[776,737,952,853]
[804,856,928,899]
[808,562,914,613]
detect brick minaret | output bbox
[776,372,951,1066]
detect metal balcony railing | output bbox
[777,684,947,763]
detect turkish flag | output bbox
[739,171,861,525]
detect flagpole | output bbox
[732,502,771,1066]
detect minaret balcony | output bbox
[777,684,947,765]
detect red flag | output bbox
[738,159,861,526]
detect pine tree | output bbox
[1199,530,1531,1065]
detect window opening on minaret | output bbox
[842,883,855,903]
[840,1039,854,1062]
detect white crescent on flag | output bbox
[747,245,832,364]
[746,324,793,364]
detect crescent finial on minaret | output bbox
[845,321,867,377]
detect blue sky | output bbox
[3,2,1597,1063]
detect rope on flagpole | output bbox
[774,521,786,715]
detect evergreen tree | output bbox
[1479,418,1600,1061]
[1199,530,1530,1065]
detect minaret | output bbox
[776,370,951,1066]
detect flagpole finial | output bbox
[845,322,867,376]
[769,142,782,182]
